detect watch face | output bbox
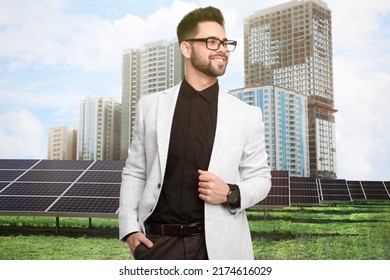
[228,190,238,204]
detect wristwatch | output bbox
[227,184,239,205]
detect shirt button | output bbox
[157,183,161,188]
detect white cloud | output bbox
[0,109,46,159]
[329,0,390,54]
[334,58,390,180]
[0,0,198,72]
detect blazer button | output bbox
[157,183,161,188]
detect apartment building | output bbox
[78,96,121,160]
[47,126,77,160]
[121,39,184,159]
[230,85,309,177]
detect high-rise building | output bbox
[244,0,336,178]
[121,39,184,159]
[121,49,140,161]
[47,126,77,160]
[78,96,121,160]
[230,85,309,177]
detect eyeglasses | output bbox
[185,37,237,52]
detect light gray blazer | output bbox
[119,82,271,260]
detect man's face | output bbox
[189,21,230,77]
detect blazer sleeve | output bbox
[119,97,147,240]
[234,106,271,213]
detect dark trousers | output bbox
[133,233,208,260]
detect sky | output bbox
[0,0,389,181]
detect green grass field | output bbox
[0,202,389,260]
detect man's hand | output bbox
[198,169,230,204]
[126,232,153,254]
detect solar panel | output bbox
[318,179,352,202]
[346,181,366,200]
[1,182,71,196]
[256,170,290,207]
[77,171,122,183]
[0,159,39,170]
[17,170,84,183]
[32,160,94,170]
[0,196,57,212]
[0,159,122,218]
[64,183,120,197]
[360,181,390,200]
[384,182,390,195]
[0,170,26,182]
[89,160,125,170]
[258,196,290,206]
[47,197,119,214]
[272,170,290,177]
[290,177,320,205]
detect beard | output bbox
[190,47,228,77]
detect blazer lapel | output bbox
[208,92,234,173]
[156,83,181,179]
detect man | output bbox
[119,6,271,260]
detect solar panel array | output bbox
[0,159,125,218]
[1,159,390,217]
[254,173,389,207]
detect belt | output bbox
[146,223,204,237]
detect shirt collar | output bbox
[180,78,219,104]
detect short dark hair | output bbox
[176,6,225,44]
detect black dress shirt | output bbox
[147,78,218,225]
